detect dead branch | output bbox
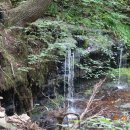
[10,62,15,78]
[42,92,59,108]
[81,107,108,124]
[80,78,106,120]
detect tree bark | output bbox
[0,0,12,12]
[3,0,52,26]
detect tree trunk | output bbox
[0,0,12,14]
[4,0,52,26]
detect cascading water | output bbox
[117,44,128,89]
[117,47,123,88]
[64,49,75,112]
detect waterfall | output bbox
[64,49,75,110]
[117,47,123,87]
[117,44,128,89]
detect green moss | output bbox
[48,0,130,45]
[3,66,15,90]
[114,24,130,44]
[109,68,130,82]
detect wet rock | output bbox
[39,117,57,130]
[0,107,5,118]
[120,103,130,109]
[74,35,86,48]
[5,104,15,116]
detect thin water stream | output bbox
[64,49,75,111]
[117,47,123,89]
[117,45,128,89]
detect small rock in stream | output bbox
[120,103,130,109]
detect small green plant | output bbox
[108,68,130,82]
[47,0,130,45]
[81,116,130,130]
[17,67,33,72]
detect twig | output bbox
[10,62,15,78]
[81,107,108,124]
[0,65,14,82]
[80,78,106,120]
[41,92,59,108]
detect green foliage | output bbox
[75,33,114,79]
[48,3,59,16]
[28,41,76,64]
[24,20,77,64]
[24,19,116,79]
[46,95,65,109]
[109,68,130,82]
[48,0,130,44]
[17,67,33,72]
[82,116,130,130]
